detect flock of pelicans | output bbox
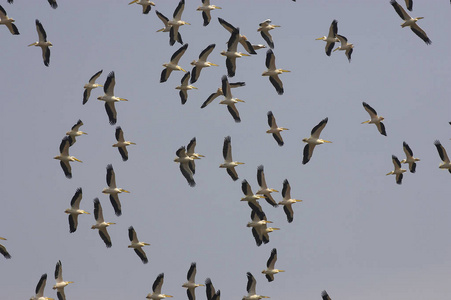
[1,0,450,299]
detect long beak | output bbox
[28,43,36,47]
[237,162,245,164]
[82,132,88,135]
[361,120,370,124]
[0,237,6,240]
[210,63,219,66]
[295,199,302,202]
[257,195,265,199]
[128,0,138,4]
[270,189,279,192]
[130,142,137,145]
[67,281,74,284]
[83,211,91,214]
[241,53,251,56]
[143,243,150,246]
[119,98,128,101]
[281,70,291,73]
[197,154,205,157]
[281,128,289,131]
[163,295,173,298]
[74,158,83,162]
[120,189,130,193]
[236,99,245,102]
[180,67,187,72]
[323,140,332,143]
[279,270,285,272]
[333,47,340,52]
[157,28,165,32]
[386,172,394,176]
[315,37,324,40]
[107,222,116,225]
[271,228,280,230]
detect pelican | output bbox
[91,198,115,248]
[219,75,244,123]
[250,211,279,246]
[187,137,204,161]
[316,20,338,56]
[386,155,406,184]
[205,278,220,300]
[176,72,197,104]
[97,71,128,125]
[128,226,150,264]
[103,164,130,216]
[83,69,103,105]
[155,10,183,45]
[362,102,386,136]
[0,5,19,35]
[218,18,257,55]
[197,0,221,26]
[53,260,73,300]
[174,146,197,187]
[30,274,53,300]
[256,165,278,208]
[48,0,57,9]
[113,126,136,161]
[241,179,265,219]
[182,262,204,300]
[333,34,353,62]
[243,272,269,300]
[279,179,302,223]
[220,136,244,181]
[247,210,272,228]
[401,142,420,173]
[221,28,250,77]
[191,44,218,84]
[321,291,331,300]
[66,119,87,146]
[302,118,331,165]
[434,140,451,173]
[54,136,82,179]
[146,273,173,300]
[168,0,190,46]
[161,43,188,83]
[266,111,288,146]
[201,81,245,108]
[258,19,280,49]
[28,19,52,66]
[262,248,284,282]
[0,237,11,259]
[65,187,90,233]
[390,0,431,44]
[262,50,289,95]
[129,0,155,14]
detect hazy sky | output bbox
[1,0,450,299]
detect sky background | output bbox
[1,0,450,299]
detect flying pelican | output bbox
[321,291,332,300]
[256,165,278,207]
[221,28,250,77]
[315,20,338,56]
[103,164,130,216]
[390,0,431,44]
[155,10,183,45]
[362,102,386,136]
[146,273,173,300]
[0,237,11,259]
[97,71,128,125]
[187,137,204,159]
[247,210,272,228]
[262,248,284,282]
[333,34,354,62]
[258,19,280,49]
[400,141,420,173]
[31,274,53,300]
[0,5,19,35]
[174,146,197,187]
[279,179,302,223]
[91,198,115,248]
[201,81,245,108]
[54,136,82,179]
[262,50,289,95]
[53,260,73,300]
[386,155,406,184]
[241,179,265,219]
[128,226,150,264]
[176,72,197,105]
[243,272,269,300]
[205,278,220,300]
[129,0,155,14]
[83,69,103,105]
[302,118,331,165]
[218,18,257,55]
[168,0,190,46]
[65,187,90,233]
[266,111,288,146]
[197,0,221,26]
[434,140,451,173]
[28,19,52,66]
[182,262,204,300]
[250,211,279,246]
[113,126,136,161]
[190,44,218,84]
[220,136,244,181]
[66,119,87,146]
[161,43,188,83]
[219,75,244,123]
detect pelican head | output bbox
[302,138,308,143]
[190,60,197,66]
[316,36,326,41]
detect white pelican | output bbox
[53,260,73,300]
[247,210,272,228]
[155,10,183,45]
[174,146,197,187]
[321,290,331,300]
[201,81,245,108]
[266,111,288,146]
[302,118,331,165]
[103,164,130,216]
[262,50,289,95]
[190,44,218,84]
[362,102,387,136]
[243,272,269,300]
[65,187,90,233]
[83,69,103,105]
[333,34,353,62]
[66,119,87,146]
[205,278,220,300]
[262,248,284,282]
[0,5,19,35]
[250,211,279,246]
[219,75,244,123]
[0,237,11,259]
[54,136,82,179]
[220,136,244,181]
[258,19,280,49]
[315,20,339,56]
[31,274,53,300]
[187,137,204,159]
[241,179,265,219]
[182,262,204,300]
[168,0,190,46]
[176,72,197,105]
[91,198,115,248]
[434,140,451,173]
[386,155,406,184]
[401,141,420,173]
[28,19,52,66]
[256,165,278,208]
[146,273,173,300]
[279,179,302,223]
[48,0,57,9]
[113,126,136,161]
[218,18,257,55]
[161,43,188,83]
[128,226,150,264]
[97,71,128,125]
[390,0,431,44]
[129,0,155,14]
[197,0,221,26]
[221,28,250,77]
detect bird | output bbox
[243,272,269,300]
[218,18,257,55]
[161,43,188,83]
[146,273,173,300]
[321,290,332,300]
[48,0,57,9]
[241,179,266,219]
[220,136,244,181]
[186,137,204,159]
[333,34,354,62]
[201,81,245,108]
[316,20,339,56]
[386,155,407,184]
[221,28,250,77]
[182,262,205,300]
[176,72,197,104]
[65,119,87,146]
[128,0,155,14]
[434,140,451,173]
[53,260,73,300]
[266,111,288,146]
[262,50,290,95]
[102,164,130,216]
[0,5,19,35]
[168,0,190,46]
[302,118,331,164]
[256,165,278,208]
[249,211,279,246]
[31,274,53,300]
[113,126,136,161]
[83,69,103,105]
[28,19,52,66]
[405,0,413,11]
[390,0,431,45]
[401,142,420,173]
[97,71,128,125]
[190,44,218,84]
[362,102,387,136]
[91,198,115,248]
[65,187,90,233]
[219,75,244,123]
[155,10,183,45]
[279,179,302,223]
[128,226,150,264]
[54,136,82,179]
[251,44,266,51]
[0,237,11,259]
[205,278,220,300]
[197,0,221,26]
[247,210,273,229]
[262,248,284,282]
[174,146,198,187]
[258,19,280,49]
